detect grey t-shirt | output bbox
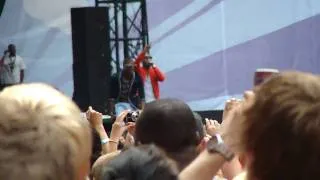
[0,55,26,84]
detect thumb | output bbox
[88,106,93,111]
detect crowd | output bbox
[0,70,319,180]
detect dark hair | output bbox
[123,58,133,66]
[8,44,16,54]
[101,145,178,180]
[243,72,320,180]
[8,44,15,48]
[193,112,205,141]
[135,99,199,152]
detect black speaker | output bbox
[71,7,111,113]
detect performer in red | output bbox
[135,45,165,103]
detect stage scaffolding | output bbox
[95,0,150,74]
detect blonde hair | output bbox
[0,83,91,180]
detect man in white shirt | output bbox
[0,44,26,90]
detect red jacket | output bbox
[135,51,165,99]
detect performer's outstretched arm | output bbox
[152,65,165,82]
[134,45,150,68]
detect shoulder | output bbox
[15,55,24,64]
[16,55,23,61]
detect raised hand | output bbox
[222,98,241,121]
[143,44,151,52]
[205,119,221,136]
[86,106,103,129]
[110,111,129,142]
[220,91,255,152]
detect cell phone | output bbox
[124,111,140,123]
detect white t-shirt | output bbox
[0,55,26,84]
[144,73,155,103]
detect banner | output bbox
[0,0,319,110]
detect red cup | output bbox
[254,68,279,86]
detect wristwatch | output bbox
[206,134,235,161]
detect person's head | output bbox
[193,112,205,140]
[8,44,16,56]
[192,112,206,151]
[0,83,92,180]
[136,99,199,151]
[241,71,320,180]
[135,99,199,170]
[100,145,179,180]
[91,151,121,180]
[122,58,134,74]
[143,54,153,69]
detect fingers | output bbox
[115,110,129,123]
[225,100,233,111]
[225,98,243,112]
[244,91,255,104]
[86,106,95,116]
[119,110,129,118]
[144,44,151,52]
[213,120,220,128]
[244,90,254,98]
[205,118,221,136]
[205,119,220,127]
[205,118,210,126]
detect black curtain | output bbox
[0,0,6,17]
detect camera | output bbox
[124,111,140,123]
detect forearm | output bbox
[179,151,226,180]
[95,125,109,155]
[107,134,120,153]
[135,51,146,66]
[108,124,123,153]
[153,66,165,81]
[221,156,243,180]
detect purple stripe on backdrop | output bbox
[161,14,320,101]
[152,0,224,44]
[147,0,193,29]
[161,52,226,101]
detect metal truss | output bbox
[95,0,150,74]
